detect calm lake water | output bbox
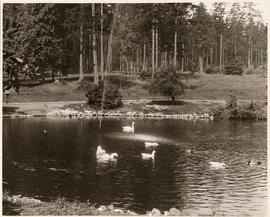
[3,118,267,216]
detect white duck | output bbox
[141,151,156,160]
[122,122,135,133]
[209,161,225,169]
[144,142,159,147]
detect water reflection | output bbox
[3,118,267,215]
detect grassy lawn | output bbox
[6,73,267,103]
[182,73,267,100]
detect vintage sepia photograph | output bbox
[2,1,268,216]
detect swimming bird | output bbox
[248,160,255,166]
[96,146,106,156]
[96,146,118,162]
[209,161,225,169]
[97,152,118,162]
[247,160,261,166]
[185,148,192,154]
[141,150,156,160]
[43,130,47,134]
[122,122,135,133]
[144,142,159,147]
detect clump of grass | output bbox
[31,198,98,215]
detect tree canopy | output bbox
[3,3,267,90]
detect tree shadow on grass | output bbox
[2,106,20,114]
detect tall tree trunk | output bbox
[165,50,168,67]
[191,45,193,69]
[248,35,251,69]
[105,16,114,74]
[199,56,203,73]
[155,28,158,68]
[89,33,92,73]
[260,44,263,65]
[151,25,155,81]
[215,43,218,66]
[186,45,188,71]
[198,47,204,73]
[219,34,223,70]
[142,43,146,71]
[135,50,138,74]
[234,22,237,56]
[181,43,184,72]
[78,5,84,82]
[100,3,104,80]
[210,47,213,66]
[173,30,177,68]
[251,40,253,68]
[92,4,99,85]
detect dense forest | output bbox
[3,3,267,85]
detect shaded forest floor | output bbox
[6,73,267,103]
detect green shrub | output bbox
[211,106,227,120]
[224,57,243,75]
[188,62,197,73]
[241,100,266,120]
[205,66,221,74]
[149,66,184,101]
[85,81,122,109]
[140,69,151,80]
[225,95,242,119]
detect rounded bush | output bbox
[224,57,243,75]
[205,66,221,74]
[150,66,184,101]
[85,81,122,109]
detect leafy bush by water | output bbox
[225,95,242,119]
[241,100,266,120]
[212,95,266,120]
[85,81,122,109]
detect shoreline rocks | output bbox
[46,109,215,120]
[5,194,42,205]
[4,195,221,216]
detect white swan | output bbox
[97,152,118,162]
[96,146,118,162]
[122,122,135,133]
[141,151,156,160]
[209,161,225,169]
[96,146,106,156]
[144,142,159,147]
